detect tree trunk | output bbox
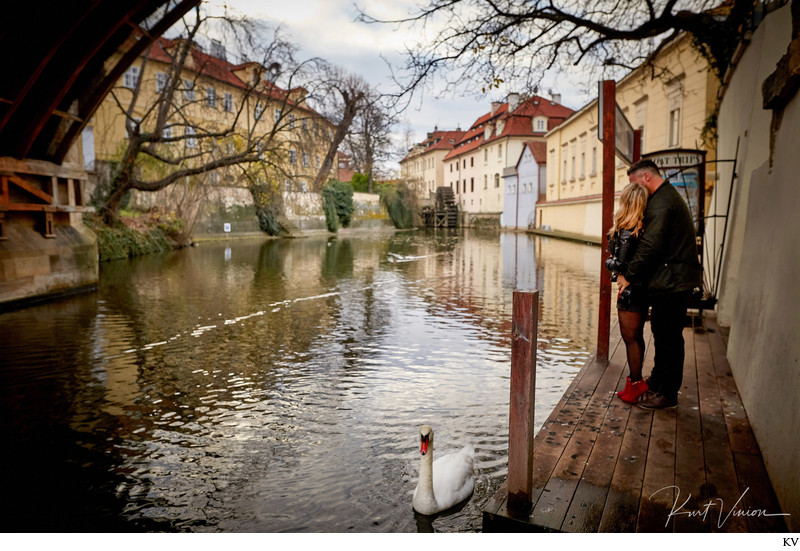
[314,90,364,190]
[102,172,133,225]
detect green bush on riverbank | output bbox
[86,214,185,262]
[322,180,354,233]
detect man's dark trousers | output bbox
[647,291,690,400]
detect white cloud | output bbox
[206,0,589,171]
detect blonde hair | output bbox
[608,182,648,238]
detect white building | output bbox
[501,141,547,230]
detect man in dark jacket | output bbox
[618,159,702,409]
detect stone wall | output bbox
[710,2,799,528]
[0,212,97,307]
[129,184,393,236]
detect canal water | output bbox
[0,229,601,532]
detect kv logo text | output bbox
[785,538,799,547]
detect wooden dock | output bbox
[483,312,788,532]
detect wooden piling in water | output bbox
[507,289,538,511]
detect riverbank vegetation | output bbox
[378,182,417,230]
[321,180,355,232]
[85,212,188,262]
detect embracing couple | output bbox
[605,159,703,410]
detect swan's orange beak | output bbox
[420,433,429,455]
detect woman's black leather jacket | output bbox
[605,228,639,280]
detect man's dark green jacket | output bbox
[623,182,702,296]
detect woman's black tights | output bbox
[618,310,646,381]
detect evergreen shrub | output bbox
[322,180,354,232]
[378,183,417,229]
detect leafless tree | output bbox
[99,4,330,227]
[359,0,768,101]
[311,68,370,190]
[344,91,397,192]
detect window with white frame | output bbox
[289,149,297,165]
[155,72,167,93]
[224,93,233,112]
[570,140,577,181]
[206,87,217,108]
[302,118,307,130]
[667,80,683,147]
[162,125,173,139]
[635,98,647,153]
[124,66,140,89]
[302,152,309,167]
[183,79,195,101]
[494,173,500,188]
[316,155,320,168]
[579,134,586,179]
[255,102,264,121]
[274,108,281,122]
[591,144,597,175]
[185,126,197,148]
[289,113,295,129]
[534,116,547,132]
[561,145,568,183]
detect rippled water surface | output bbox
[0,230,601,532]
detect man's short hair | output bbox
[627,159,660,176]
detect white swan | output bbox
[412,425,475,515]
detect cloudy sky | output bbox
[206,0,588,169]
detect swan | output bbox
[412,425,475,515]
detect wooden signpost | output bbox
[507,289,538,510]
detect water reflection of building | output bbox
[388,231,600,352]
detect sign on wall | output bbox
[642,148,707,266]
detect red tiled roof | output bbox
[520,141,547,166]
[443,96,574,161]
[423,130,465,151]
[144,38,318,115]
[399,129,464,163]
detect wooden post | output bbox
[507,289,538,511]
[597,80,616,364]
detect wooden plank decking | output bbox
[483,312,788,532]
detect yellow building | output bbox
[399,128,465,203]
[539,33,718,242]
[90,37,337,198]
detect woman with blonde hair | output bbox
[606,182,650,403]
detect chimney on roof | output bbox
[551,93,562,104]
[210,39,226,61]
[507,92,520,112]
[491,101,501,116]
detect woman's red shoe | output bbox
[616,376,633,399]
[618,379,649,403]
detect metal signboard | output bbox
[597,82,636,164]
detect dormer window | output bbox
[533,116,547,132]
